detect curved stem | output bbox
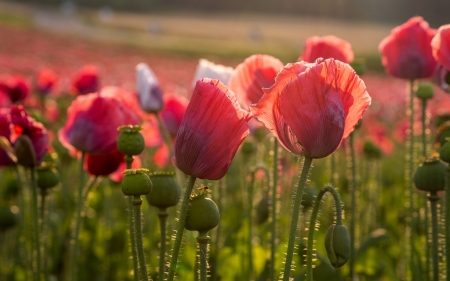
[197,232,210,281]
[282,156,313,281]
[306,185,343,281]
[155,114,174,162]
[270,138,278,281]
[30,167,41,281]
[167,176,197,281]
[158,208,168,281]
[428,192,440,281]
[349,132,357,281]
[125,155,140,281]
[132,196,150,281]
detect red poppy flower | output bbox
[379,17,437,80]
[0,75,30,103]
[37,68,58,96]
[172,78,251,180]
[59,87,140,155]
[0,90,12,108]
[85,148,124,176]
[9,106,49,165]
[71,65,99,95]
[299,35,354,64]
[0,108,13,166]
[228,54,284,108]
[250,58,371,159]
[160,94,189,138]
[432,24,450,70]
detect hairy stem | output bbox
[197,232,210,281]
[428,192,440,281]
[270,139,278,281]
[132,196,150,281]
[158,208,168,281]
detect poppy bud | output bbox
[185,190,220,232]
[415,82,434,100]
[117,125,145,156]
[414,157,447,192]
[37,164,59,189]
[121,169,152,197]
[255,196,269,224]
[146,171,181,209]
[363,140,382,159]
[439,140,450,163]
[325,224,351,268]
[14,135,38,167]
[0,206,16,231]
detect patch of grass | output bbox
[0,11,31,27]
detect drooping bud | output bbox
[121,168,152,196]
[146,171,181,209]
[415,82,434,100]
[14,135,37,167]
[0,206,16,231]
[185,188,220,232]
[117,125,145,156]
[413,157,447,192]
[325,224,351,268]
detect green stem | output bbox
[421,99,427,157]
[125,155,140,281]
[30,167,41,281]
[408,79,416,280]
[167,175,197,281]
[132,196,150,281]
[156,114,174,162]
[446,169,450,281]
[211,178,224,281]
[197,232,210,281]
[282,156,313,281]
[40,188,48,280]
[270,139,278,281]
[428,192,440,281]
[158,208,168,281]
[247,169,256,280]
[349,132,357,281]
[306,185,343,281]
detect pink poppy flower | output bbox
[37,68,58,96]
[299,35,354,64]
[250,58,371,159]
[160,94,189,138]
[228,54,284,108]
[0,75,30,103]
[431,24,450,70]
[70,65,99,95]
[136,63,164,113]
[173,78,251,180]
[85,148,124,176]
[0,108,14,166]
[0,90,12,108]
[59,87,140,155]
[379,17,437,80]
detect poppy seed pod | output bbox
[185,191,220,232]
[325,224,351,268]
[37,164,59,189]
[121,169,152,196]
[0,206,16,231]
[241,138,257,157]
[416,82,434,100]
[117,125,145,156]
[439,141,450,163]
[146,172,181,209]
[414,157,447,192]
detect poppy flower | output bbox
[0,75,30,103]
[71,65,99,95]
[160,94,189,138]
[379,17,437,80]
[431,24,450,69]
[59,87,140,155]
[228,54,284,108]
[37,68,58,96]
[172,78,251,180]
[85,148,124,176]
[191,59,234,89]
[250,58,371,159]
[299,35,354,64]
[0,108,13,166]
[136,63,164,113]
[0,90,11,108]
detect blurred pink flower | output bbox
[160,94,189,138]
[299,35,354,64]
[0,75,30,102]
[71,65,99,95]
[37,68,58,96]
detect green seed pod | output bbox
[255,196,269,224]
[0,206,16,231]
[350,59,366,76]
[185,190,220,232]
[440,141,450,164]
[14,135,37,167]
[416,82,434,100]
[325,224,350,268]
[302,187,318,209]
[37,165,59,189]
[146,172,181,209]
[117,125,145,156]
[436,121,450,147]
[363,140,382,159]
[121,169,152,196]
[241,137,257,157]
[414,157,447,192]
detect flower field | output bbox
[1,9,450,281]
